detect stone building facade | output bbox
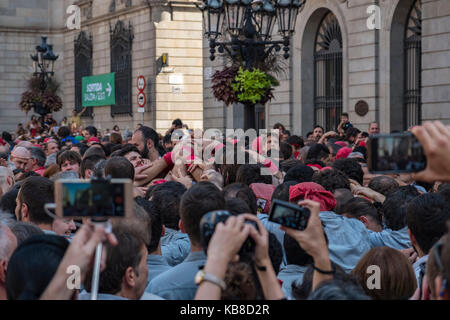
[0,0,203,134]
[202,0,450,136]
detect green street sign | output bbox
[82,73,115,107]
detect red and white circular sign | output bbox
[137,92,146,107]
[137,75,146,91]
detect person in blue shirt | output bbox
[340,197,383,232]
[406,193,450,297]
[287,182,412,273]
[148,182,225,300]
[277,234,313,299]
[375,186,420,249]
[134,198,172,287]
[150,181,191,267]
[161,228,190,266]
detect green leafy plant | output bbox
[231,67,278,105]
[19,77,63,114]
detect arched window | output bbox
[314,11,343,132]
[110,20,133,116]
[404,0,421,129]
[74,31,93,118]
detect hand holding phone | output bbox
[411,121,450,182]
[367,132,427,174]
[279,200,329,261]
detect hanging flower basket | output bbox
[211,66,239,106]
[232,67,278,105]
[212,66,279,106]
[19,77,63,115]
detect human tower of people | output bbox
[0,113,449,300]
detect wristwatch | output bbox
[195,270,226,290]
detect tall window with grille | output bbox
[314,12,343,132]
[404,0,422,129]
[110,20,133,116]
[74,31,93,118]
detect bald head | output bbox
[368,176,399,196]
[10,146,30,171]
[17,141,33,149]
[0,144,9,155]
[0,167,15,195]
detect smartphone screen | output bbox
[368,133,426,174]
[55,179,132,218]
[269,199,310,230]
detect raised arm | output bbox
[195,215,252,300]
[411,121,450,182]
[318,131,337,145]
[79,107,87,116]
[134,157,170,187]
[242,214,285,300]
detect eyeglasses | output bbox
[433,241,448,297]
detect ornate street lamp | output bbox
[198,0,306,69]
[198,0,306,129]
[254,0,277,41]
[30,36,59,93]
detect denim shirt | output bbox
[161,227,191,267]
[277,264,308,300]
[367,226,411,250]
[145,254,172,286]
[257,213,285,245]
[257,213,287,266]
[147,251,206,300]
[319,211,372,273]
[413,254,428,290]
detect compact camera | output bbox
[200,210,258,260]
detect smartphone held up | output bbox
[367,132,427,174]
[268,199,311,231]
[54,179,133,219]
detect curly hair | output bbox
[368,176,399,196]
[382,186,420,230]
[332,158,364,185]
[222,262,259,300]
[312,169,350,192]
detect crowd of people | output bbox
[0,112,450,301]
